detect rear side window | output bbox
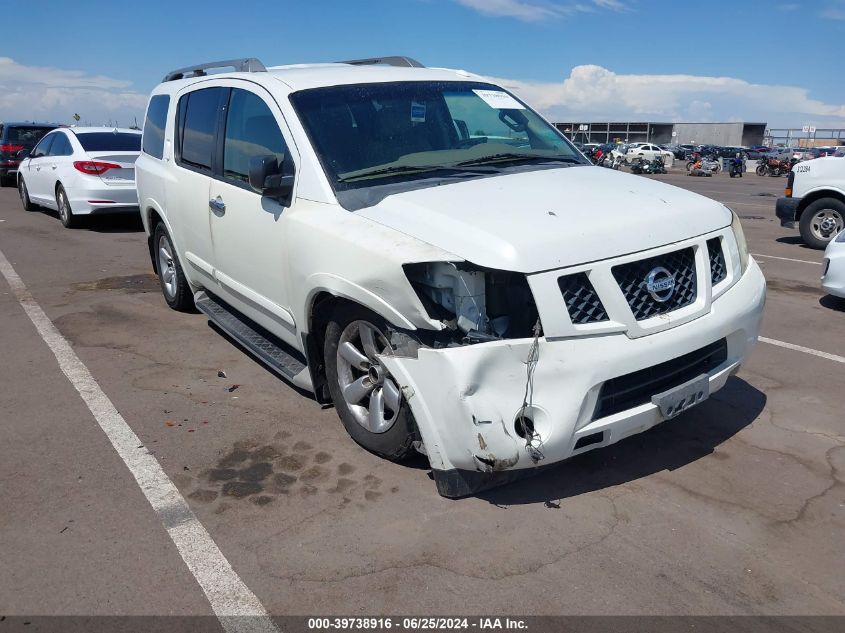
[76,133,141,152]
[48,134,73,156]
[142,95,170,159]
[178,88,225,172]
[223,89,288,184]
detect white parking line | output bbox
[0,247,279,633]
[752,253,822,266]
[760,337,845,364]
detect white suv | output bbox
[136,57,766,497]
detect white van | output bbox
[136,57,766,496]
[776,156,845,249]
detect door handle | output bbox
[51,164,57,170]
[209,197,226,213]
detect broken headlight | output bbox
[403,262,542,340]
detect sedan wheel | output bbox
[56,186,79,228]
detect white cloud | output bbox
[0,57,147,126]
[486,65,845,128]
[455,0,625,21]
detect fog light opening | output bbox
[514,414,535,439]
[574,431,605,450]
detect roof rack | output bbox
[162,58,267,82]
[337,56,425,68]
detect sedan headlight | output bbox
[730,210,749,274]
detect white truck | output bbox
[136,56,766,497]
[776,156,845,249]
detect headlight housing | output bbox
[836,229,845,243]
[404,262,541,340]
[730,210,749,274]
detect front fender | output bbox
[302,272,442,332]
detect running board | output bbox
[194,291,313,392]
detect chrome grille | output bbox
[612,248,697,320]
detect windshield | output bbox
[290,81,584,194]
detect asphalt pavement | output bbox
[0,169,843,626]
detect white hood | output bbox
[357,166,732,273]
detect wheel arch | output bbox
[797,189,845,220]
[303,285,430,405]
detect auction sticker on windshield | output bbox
[472,89,525,110]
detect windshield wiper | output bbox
[337,164,496,183]
[454,153,582,167]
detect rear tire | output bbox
[799,198,845,250]
[324,303,418,462]
[56,185,80,228]
[18,177,35,211]
[756,164,766,176]
[153,223,194,311]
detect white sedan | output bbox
[613,143,674,164]
[17,127,141,228]
[822,231,845,298]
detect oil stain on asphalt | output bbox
[184,436,387,508]
[71,273,159,293]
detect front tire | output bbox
[18,177,35,211]
[153,223,194,311]
[799,199,845,250]
[56,185,80,228]
[324,304,418,461]
[756,164,766,176]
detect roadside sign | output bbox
[802,126,810,133]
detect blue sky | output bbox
[2,0,844,128]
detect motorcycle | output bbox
[647,156,667,174]
[758,156,795,177]
[686,155,720,174]
[629,157,645,174]
[729,154,744,178]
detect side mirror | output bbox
[248,154,294,203]
[16,149,30,160]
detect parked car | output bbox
[776,156,845,248]
[661,144,687,160]
[17,127,141,228]
[614,143,673,164]
[0,122,58,187]
[136,56,765,497]
[821,230,845,298]
[792,147,814,161]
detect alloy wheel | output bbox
[157,235,177,300]
[336,320,401,434]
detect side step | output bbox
[195,292,313,391]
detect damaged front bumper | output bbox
[381,258,766,498]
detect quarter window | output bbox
[31,134,55,158]
[178,87,225,172]
[142,95,170,159]
[223,89,287,184]
[48,134,72,157]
